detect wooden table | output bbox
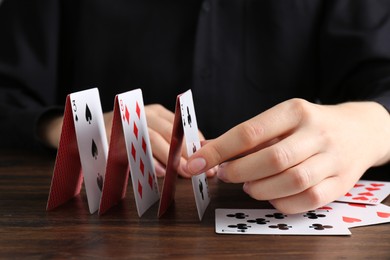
[1,151,389,259]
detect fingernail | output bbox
[243,183,249,193]
[188,157,206,174]
[217,163,227,181]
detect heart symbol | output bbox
[343,216,362,223]
[354,184,364,188]
[370,183,384,187]
[352,196,368,201]
[366,187,380,191]
[344,192,352,197]
[377,212,390,218]
[358,192,374,196]
[348,203,366,208]
[318,206,333,210]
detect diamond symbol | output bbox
[148,173,153,189]
[131,143,136,160]
[142,137,147,154]
[133,122,138,139]
[140,159,144,175]
[136,101,141,119]
[123,105,130,125]
[138,180,143,198]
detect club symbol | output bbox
[310,224,333,230]
[187,106,192,127]
[199,179,204,200]
[91,139,98,159]
[265,213,287,219]
[269,224,292,230]
[304,211,326,219]
[247,218,269,225]
[227,223,251,232]
[85,104,92,124]
[226,212,248,219]
[97,173,103,191]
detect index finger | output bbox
[186,99,307,175]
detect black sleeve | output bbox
[0,0,61,150]
[319,0,390,180]
[319,0,390,109]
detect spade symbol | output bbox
[97,173,103,191]
[91,139,98,159]
[85,104,92,124]
[75,114,78,122]
[199,179,204,200]
[192,143,197,153]
[187,106,192,127]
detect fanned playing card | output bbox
[215,208,351,235]
[158,89,210,220]
[115,89,160,217]
[336,180,390,205]
[47,88,108,214]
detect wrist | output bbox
[37,112,63,148]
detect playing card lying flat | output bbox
[215,209,351,235]
[336,180,390,205]
[323,202,390,228]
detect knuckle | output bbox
[236,121,264,148]
[306,186,326,209]
[290,166,311,191]
[269,145,292,171]
[286,98,313,124]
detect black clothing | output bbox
[1,0,390,157]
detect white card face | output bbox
[215,209,351,235]
[322,202,390,228]
[179,89,210,220]
[117,89,160,217]
[70,88,108,214]
[336,180,390,205]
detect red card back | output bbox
[157,96,183,217]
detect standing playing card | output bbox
[179,90,210,220]
[215,209,351,235]
[320,202,390,228]
[47,96,83,212]
[70,88,108,214]
[98,95,130,215]
[157,97,184,218]
[158,89,210,220]
[47,88,108,214]
[117,89,160,217]
[337,180,390,205]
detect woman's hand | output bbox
[186,99,390,213]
